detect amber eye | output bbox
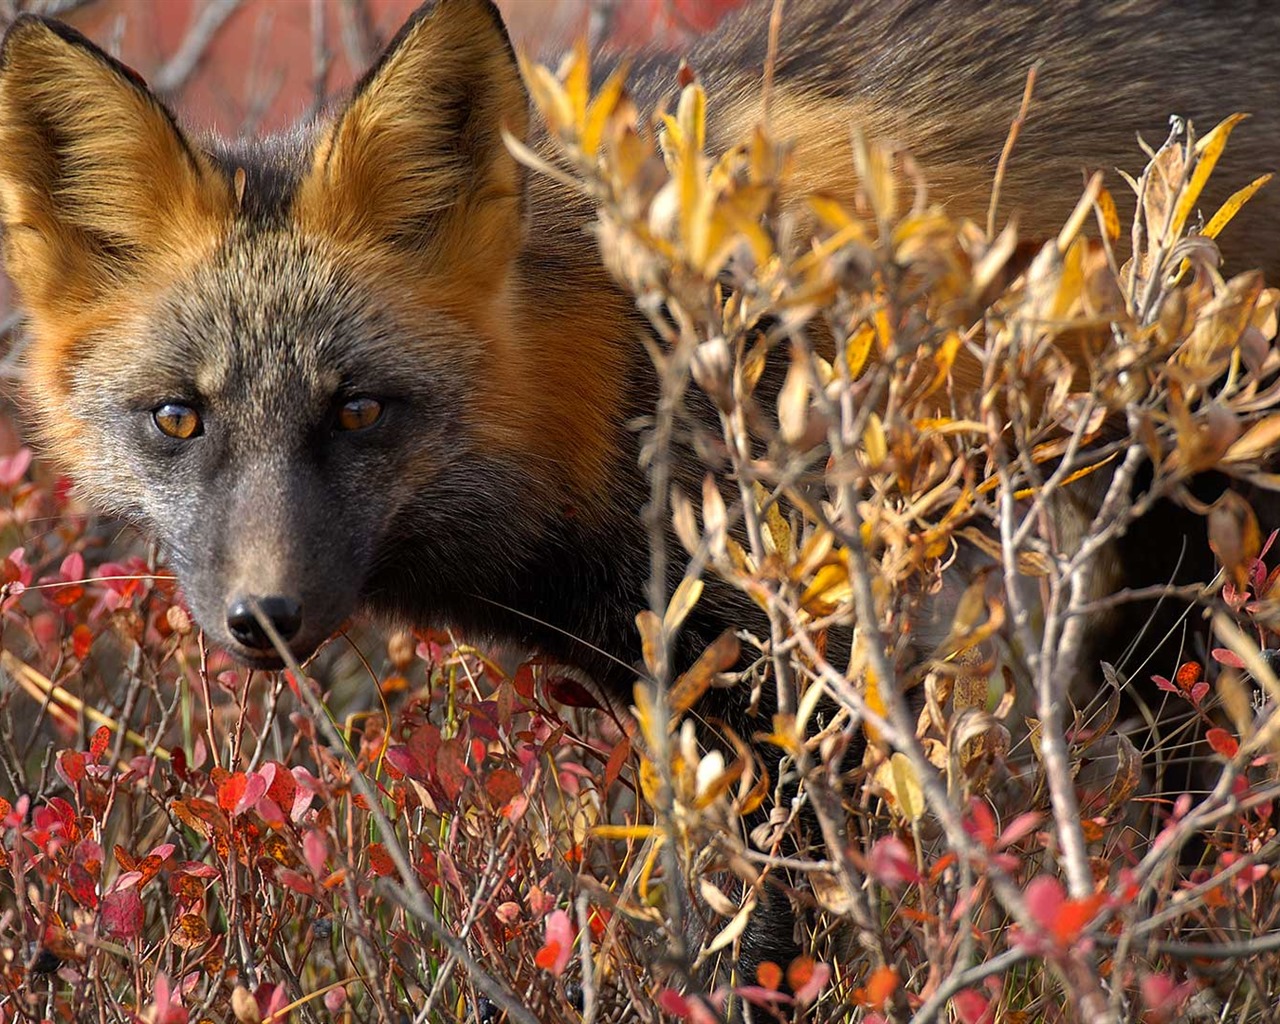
[153,403,202,440]
[336,397,384,432]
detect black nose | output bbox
[225,595,303,651]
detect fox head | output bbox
[0,0,624,667]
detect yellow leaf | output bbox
[592,824,659,841]
[845,322,875,379]
[1224,413,1280,464]
[638,752,663,804]
[1172,113,1248,240]
[561,38,590,134]
[664,576,704,635]
[759,484,792,556]
[703,893,757,955]
[582,60,630,158]
[777,349,810,444]
[863,667,886,747]
[635,610,663,677]
[916,417,986,436]
[638,831,665,902]
[889,752,924,822]
[676,81,706,156]
[632,682,664,752]
[807,193,854,231]
[800,561,851,617]
[1203,172,1273,242]
[863,412,887,468]
[1094,186,1122,242]
[1012,450,1118,500]
[520,58,572,136]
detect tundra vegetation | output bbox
[1,3,1280,1023]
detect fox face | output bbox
[59,227,514,665]
[0,1,636,668]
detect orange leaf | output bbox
[367,843,395,878]
[756,961,782,991]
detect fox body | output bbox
[1,0,1280,977]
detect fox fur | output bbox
[2,0,1280,984]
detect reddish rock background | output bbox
[16,0,747,135]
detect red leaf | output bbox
[604,736,631,790]
[275,868,316,898]
[71,624,93,661]
[89,726,110,763]
[856,965,899,1010]
[513,664,536,699]
[755,961,782,990]
[1024,875,1066,930]
[867,836,922,888]
[216,772,247,813]
[66,860,98,909]
[58,751,86,786]
[1207,728,1240,758]
[100,886,144,940]
[788,957,829,1005]
[1051,892,1105,945]
[534,940,563,972]
[367,843,395,877]
[965,799,998,848]
[485,768,522,807]
[261,761,297,811]
[384,745,427,780]
[952,989,993,1024]
[60,552,84,584]
[435,738,470,804]
[536,909,574,976]
[1210,648,1248,668]
[406,723,441,776]
[546,676,601,709]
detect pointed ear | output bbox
[0,16,233,319]
[295,0,529,300]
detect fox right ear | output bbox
[0,16,233,321]
[296,0,530,305]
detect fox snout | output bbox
[224,595,304,653]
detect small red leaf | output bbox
[89,726,110,763]
[367,843,395,877]
[536,909,574,976]
[216,772,247,813]
[71,624,93,661]
[435,738,470,804]
[485,768,522,807]
[546,677,601,709]
[1207,728,1239,758]
[604,736,631,790]
[100,886,144,940]
[755,961,782,991]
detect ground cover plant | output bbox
[3,1,1280,1023]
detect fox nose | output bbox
[225,595,303,651]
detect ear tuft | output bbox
[0,15,233,317]
[296,0,529,298]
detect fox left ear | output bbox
[297,0,530,299]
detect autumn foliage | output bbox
[5,2,1280,1024]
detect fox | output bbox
[2,0,1280,991]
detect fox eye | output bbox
[335,397,384,432]
[153,403,202,440]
